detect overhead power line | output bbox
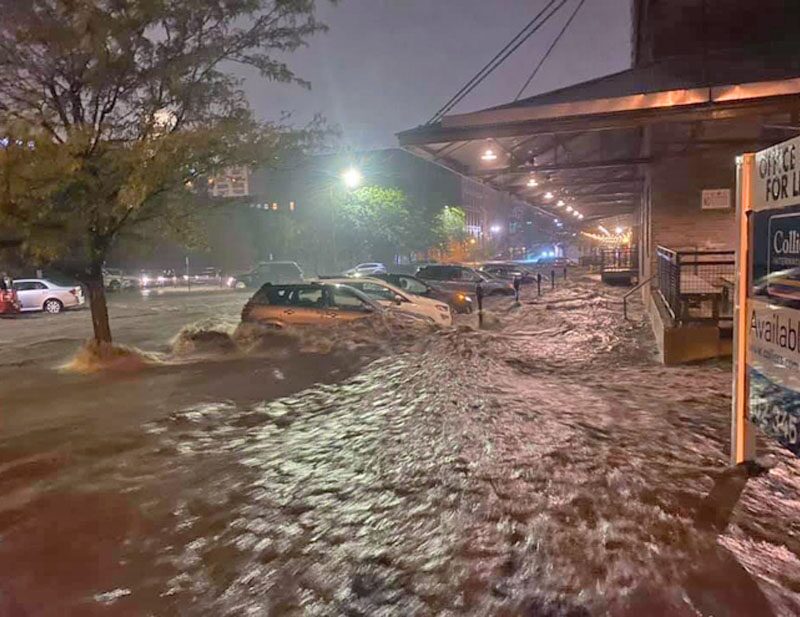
[514,0,588,101]
[426,0,571,125]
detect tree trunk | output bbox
[86,264,112,344]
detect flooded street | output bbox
[2,276,800,616]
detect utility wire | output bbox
[427,0,570,124]
[427,0,559,124]
[514,0,587,101]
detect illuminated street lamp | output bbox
[615,226,624,234]
[556,200,565,207]
[481,148,498,162]
[489,224,502,234]
[527,177,539,187]
[342,167,362,189]
[544,192,554,200]
[566,205,573,212]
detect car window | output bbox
[290,287,324,307]
[423,266,453,280]
[355,282,397,302]
[459,269,480,282]
[397,276,428,294]
[13,281,47,291]
[330,287,373,312]
[273,263,302,277]
[252,285,288,305]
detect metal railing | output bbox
[655,246,735,323]
[601,247,638,273]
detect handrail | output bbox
[623,274,656,320]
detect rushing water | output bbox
[2,276,800,616]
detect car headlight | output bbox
[141,275,150,285]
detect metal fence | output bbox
[655,246,736,323]
[601,247,638,273]
[579,254,603,269]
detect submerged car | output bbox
[416,264,515,297]
[480,262,537,284]
[103,268,137,291]
[241,282,380,327]
[323,277,452,326]
[229,261,304,289]
[371,272,473,314]
[12,278,84,313]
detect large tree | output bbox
[335,185,411,265]
[0,0,331,343]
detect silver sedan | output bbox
[12,279,85,313]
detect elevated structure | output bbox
[399,0,800,362]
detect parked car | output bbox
[139,270,173,288]
[480,262,536,284]
[0,277,20,315]
[416,264,515,297]
[191,266,224,285]
[103,268,137,291]
[344,262,387,277]
[323,277,452,326]
[241,282,380,327]
[12,278,85,313]
[228,261,304,289]
[371,272,473,314]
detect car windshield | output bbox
[395,276,428,294]
[349,281,401,302]
[330,285,376,311]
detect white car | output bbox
[103,268,137,291]
[322,277,452,326]
[12,278,85,313]
[344,262,387,277]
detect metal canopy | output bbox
[399,65,800,226]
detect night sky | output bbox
[241,0,632,150]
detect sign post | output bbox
[732,154,756,464]
[733,135,800,464]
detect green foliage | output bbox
[335,185,411,261]
[434,206,468,249]
[332,186,470,263]
[0,0,334,340]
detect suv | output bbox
[323,277,452,326]
[416,264,514,297]
[241,282,379,327]
[230,261,304,289]
[372,273,473,314]
[103,268,136,291]
[480,262,536,284]
[344,262,387,277]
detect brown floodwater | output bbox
[1,276,799,616]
